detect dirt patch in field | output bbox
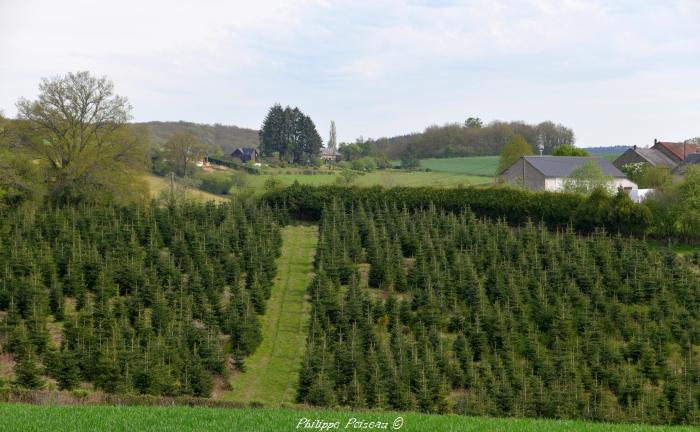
[211,375,228,399]
[0,352,15,379]
[358,263,370,288]
[47,321,63,348]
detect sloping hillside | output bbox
[134,121,258,152]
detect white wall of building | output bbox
[543,177,638,192]
[629,188,655,203]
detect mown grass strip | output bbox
[225,224,317,405]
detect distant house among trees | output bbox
[230,147,258,163]
[613,139,700,172]
[320,147,339,163]
[501,156,637,192]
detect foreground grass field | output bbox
[225,225,317,404]
[0,403,696,432]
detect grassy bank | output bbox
[144,174,228,202]
[0,403,695,432]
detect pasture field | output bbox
[0,403,695,432]
[419,156,499,176]
[225,225,317,405]
[418,154,622,176]
[590,152,622,162]
[246,169,492,190]
[144,174,228,202]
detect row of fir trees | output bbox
[297,201,700,425]
[0,200,282,397]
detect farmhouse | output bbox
[320,147,340,163]
[230,147,259,163]
[501,156,637,192]
[613,139,700,171]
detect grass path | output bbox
[225,224,317,405]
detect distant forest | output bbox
[585,146,631,154]
[364,120,576,160]
[133,121,259,154]
[132,119,579,161]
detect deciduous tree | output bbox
[563,160,613,195]
[163,132,206,177]
[15,71,149,204]
[497,134,532,174]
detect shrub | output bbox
[71,389,89,398]
[351,157,377,172]
[263,177,285,193]
[197,171,247,195]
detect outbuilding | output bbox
[230,147,259,163]
[500,156,637,192]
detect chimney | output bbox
[654,138,658,145]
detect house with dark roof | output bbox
[613,139,700,171]
[501,156,637,192]
[230,147,258,163]
[613,146,677,170]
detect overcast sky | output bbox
[1,0,699,147]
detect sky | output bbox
[1,0,699,147]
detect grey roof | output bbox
[672,153,700,174]
[627,148,677,168]
[523,156,626,178]
[684,153,700,164]
[320,147,337,156]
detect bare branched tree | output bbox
[163,132,207,177]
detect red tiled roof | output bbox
[653,141,700,161]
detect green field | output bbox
[246,169,492,190]
[145,174,228,202]
[225,225,317,404]
[419,156,499,176]
[589,152,622,162]
[418,154,622,176]
[0,403,695,432]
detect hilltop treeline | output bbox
[262,184,652,236]
[366,120,575,159]
[0,201,281,397]
[136,121,259,154]
[297,202,700,424]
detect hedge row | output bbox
[207,156,260,174]
[0,388,257,409]
[262,183,652,236]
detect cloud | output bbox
[1,0,698,146]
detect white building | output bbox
[500,156,638,193]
